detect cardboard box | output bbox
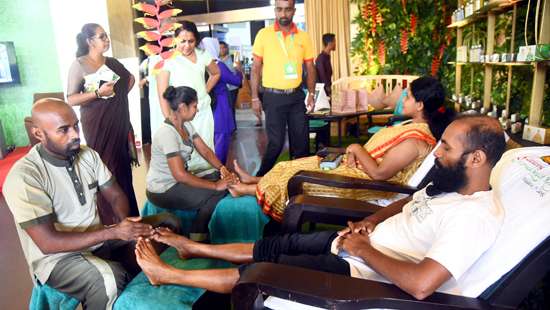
[517,45,536,62]
[457,46,468,62]
[523,125,550,144]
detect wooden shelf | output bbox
[447,0,522,29]
[447,61,534,66]
[485,61,533,66]
[450,0,549,127]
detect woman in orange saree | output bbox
[230,76,455,221]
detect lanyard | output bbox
[276,31,294,60]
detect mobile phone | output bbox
[320,154,343,170]
[99,80,109,89]
[321,153,339,163]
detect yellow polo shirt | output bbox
[252,22,314,90]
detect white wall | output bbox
[49,0,112,92]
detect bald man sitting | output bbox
[4,99,180,310]
[133,115,508,300]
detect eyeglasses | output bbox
[94,33,109,41]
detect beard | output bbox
[65,140,81,158]
[426,155,468,196]
[44,133,81,159]
[278,17,292,26]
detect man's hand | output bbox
[339,231,372,257]
[252,98,262,119]
[215,178,231,191]
[112,217,154,241]
[306,93,315,113]
[338,217,378,237]
[220,166,239,185]
[220,166,231,179]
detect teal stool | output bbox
[29,196,268,309]
[30,283,79,310]
[114,248,231,310]
[116,195,268,309]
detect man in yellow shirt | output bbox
[251,0,316,176]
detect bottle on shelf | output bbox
[510,113,523,134]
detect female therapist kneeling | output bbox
[146,86,237,242]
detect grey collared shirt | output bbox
[4,144,113,284]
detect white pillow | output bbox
[455,146,550,297]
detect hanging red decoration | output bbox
[431,56,441,76]
[439,44,446,59]
[376,12,384,25]
[400,29,409,54]
[410,14,417,36]
[369,0,379,36]
[370,0,379,19]
[362,2,370,20]
[378,41,386,66]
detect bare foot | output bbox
[152,227,196,259]
[233,160,256,184]
[229,182,253,197]
[135,238,175,286]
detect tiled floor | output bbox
[0,108,270,309]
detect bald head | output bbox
[451,115,506,167]
[31,98,81,159]
[31,98,76,129]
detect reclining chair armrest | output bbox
[282,195,383,233]
[288,170,418,197]
[232,263,496,310]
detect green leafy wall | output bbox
[350,0,456,92]
[0,0,62,146]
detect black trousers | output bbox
[256,90,309,176]
[239,231,350,276]
[146,172,226,238]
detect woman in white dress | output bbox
[156,20,221,176]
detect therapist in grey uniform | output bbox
[146,86,238,242]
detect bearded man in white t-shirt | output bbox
[134,115,507,300]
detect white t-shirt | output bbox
[337,186,504,297]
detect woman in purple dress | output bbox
[201,38,243,164]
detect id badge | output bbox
[283,61,298,79]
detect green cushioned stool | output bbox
[30,282,79,310]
